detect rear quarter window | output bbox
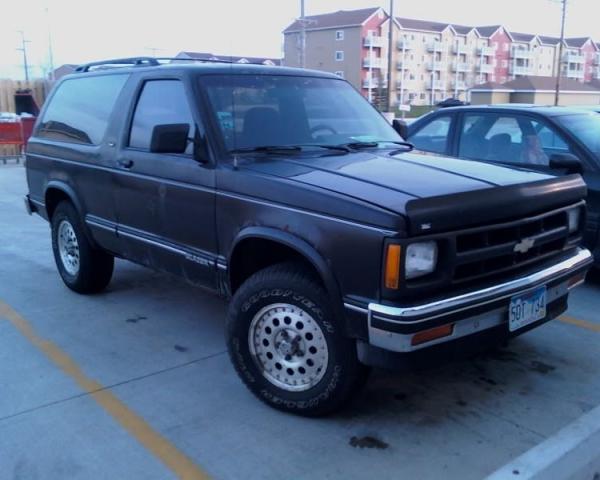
[37,74,128,145]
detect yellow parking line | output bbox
[559,315,600,333]
[0,300,209,480]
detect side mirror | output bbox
[392,119,409,140]
[150,123,190,154]
[549,153,583,174]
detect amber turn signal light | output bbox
[411,324,454,346]
[384,244,402,289]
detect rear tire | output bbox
[51,201,114,294]
[226,262,369,416]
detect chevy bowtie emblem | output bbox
[514,237,535,254]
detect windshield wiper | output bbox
[338,140,414,152]
[229,144,351,155]
[229,145,303,155]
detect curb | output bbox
[486,404,600,480]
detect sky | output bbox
[1,0,598,79]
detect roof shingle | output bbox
[284,7,381,33]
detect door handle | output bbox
[118,159,134,169]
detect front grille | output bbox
[452,209,571,284]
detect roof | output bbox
[176,51,281,66]
[539,35,560,45]
[510,32,536,43]
[68,61,336,79]
[283,7,381,33]
[471,76,600,93]
[475,25,503,38]
[564,37,593,48]
[435,104,600,117]
[395,17,451,33]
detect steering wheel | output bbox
[310,124,338,137]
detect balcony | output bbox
[564,52,585,64]
[396,61,410,71]
[363,57,384,69]
[510,64,533,75]
[397,39,412,50]
[595,53,600,66]
[426,80,445,90]
[362,78,388,89]
[396,78,417,89]
[453,44,470,55]
[426,61,444,71]
[364,35,386,48]
[511,49,534,60]
[452,80,468,90]
[452,62,470,72]
[478,63,495,74]
[478,46,497,56]
[565,68,585,79]
[427,41,444,53]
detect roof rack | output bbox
[75,56,246,73]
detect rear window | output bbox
[37,74,128,145]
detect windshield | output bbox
[199,74,402,151]
[556,113,600,159]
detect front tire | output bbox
[51,201,114,294]
[226,262,369,416]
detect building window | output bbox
[336,30,344,41]
[334,71,344,78]
[335,51,344,61]
[420,93,426,99]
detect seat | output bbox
[486,133,513,162]
[239,107,282,148]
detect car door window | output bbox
[129,80,196,154]
[410,115,452,154]
[533,121,575,161]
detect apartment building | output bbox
[283,8,600,107]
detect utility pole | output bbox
[386,0,394,112]
[300,0,306,68]
[46,8,55,81]
[554,0,567,106]
[16,30,30,82]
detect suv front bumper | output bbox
[346,248,593,354]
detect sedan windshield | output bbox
[556,113,600,159]
[199,74,402,152]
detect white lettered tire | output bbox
[226,262,369,416]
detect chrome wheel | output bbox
[57,220,80,275]
[249,303,329,392]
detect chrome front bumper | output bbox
[346,248,593,353]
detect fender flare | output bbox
[44,180,85,218]
[44,181,97,246]
[228,226,345,320]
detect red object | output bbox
[0,117,36,148]
[21,117,36,143]
[0,122,23,146]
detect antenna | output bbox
[16,30,31,82]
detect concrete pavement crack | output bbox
[0,350,227,424]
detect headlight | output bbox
[567,208,581,234]
[405,241,438,279]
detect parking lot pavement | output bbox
[1,163,600,479]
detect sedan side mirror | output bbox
[549,153,583,174]
[150,123,190,154]
[392,119,409,140]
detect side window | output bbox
[459,114,525,164]
[128,80,195,154]
[533,122,571,153]
[409,116,452,154]
[38,75,128,145]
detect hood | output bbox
[240,150,587,234]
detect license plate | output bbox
[509,286,547,332]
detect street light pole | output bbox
[300,0,306,69]
[554,0,567,106]
[16,30,30,82]
[386,0,395,112]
